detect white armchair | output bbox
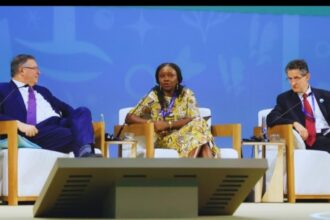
[0,121,106,205]
[258,108,330,202]
[115,107,241,159]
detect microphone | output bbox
[106,88,154,141]
[244,99,303,143]
[261,115,269,142]
[0,84,29,108]
[268,98,303,126]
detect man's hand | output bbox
[293,121,308,140]
[17,121,39,137]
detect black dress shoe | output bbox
[80,152,103,158]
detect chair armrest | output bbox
[114,122,155,158]
[268,124,295,203]
[0,120,19,205]
[255,124,296,202]
[0,120,19,157]
[92,121,106,157]
[253,126,262,138]
[211,123,242,157]
[0,120,18,135]
[268,124,294,150]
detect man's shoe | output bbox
[80,152,103,158]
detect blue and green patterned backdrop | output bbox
[1,6,330,156]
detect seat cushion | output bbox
[121,145,179,158]
[0,148,72,197]
[121,144,238,159]
[292,130,306,149]
[264,148,330,195]
[221,148,238,158]
[293,150,330,194]
[154,149,179,158]
[0,135,41,149]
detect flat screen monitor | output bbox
[33,158,267,218]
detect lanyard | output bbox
[302,92,315,121]
[161,95,176,119]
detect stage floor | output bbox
[1,202,330,219]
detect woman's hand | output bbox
[154,120,169,132]
[154,117,194,133]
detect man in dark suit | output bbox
[0,54,101,157]
[267,59,330,153]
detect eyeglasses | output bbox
[286,75,306,82]
[22,66,39,71]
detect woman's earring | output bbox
[176,84,179,90]
[159,86,162,91]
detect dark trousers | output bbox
[22,107,94,157]
[307,132,330,154]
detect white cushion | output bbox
[294,150,330,194]
[292,129,306,149]
[221,148,238,158]
[0,149,72,197]
[122,147,238,159]
[154,149,179,158]
[264,145,330,195]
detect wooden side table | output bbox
[106,140,138,158]
[242,141,285,202]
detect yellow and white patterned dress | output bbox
[129,88,219,158]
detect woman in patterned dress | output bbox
[125,63,219,158]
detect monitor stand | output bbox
[105,178,198,218]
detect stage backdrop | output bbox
[1,6,329,157]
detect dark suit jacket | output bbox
[267,87,330,128]
[0,80,73,123]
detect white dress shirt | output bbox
[12,80,60,124]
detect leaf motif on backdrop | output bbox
[182,11,231,43]
[175,47,205,80]
[15,7,112,82]
[218,55,244,96]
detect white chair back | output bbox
[119,107,133,125]
[258,108,272,126]
[199,107,211,127]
